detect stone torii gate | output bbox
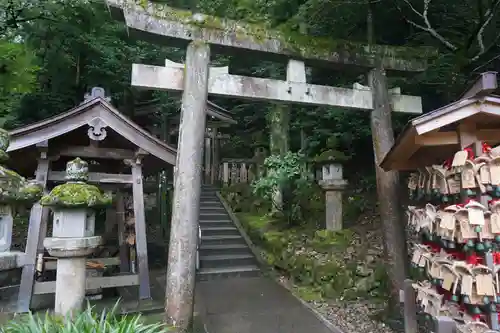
[106,1,434,330]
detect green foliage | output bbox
[220,183,270,213]
[0,303,169,333]
[252,151,313,225]
[0,40,38,126]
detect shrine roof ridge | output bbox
[134,99,236,124]
[8,97,177,165]
[105,0,437,73]
[380,91,500,171]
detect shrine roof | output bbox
[135,99,237,125]
[381,94,500,171]
[8,96,177,166]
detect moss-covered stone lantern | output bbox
[0,129,43,253]
[41,157,112,315]
[313,137,348,231]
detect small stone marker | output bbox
[318,161,347,231]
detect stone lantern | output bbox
[41,158,112,315]
[0,129,43,253]
[314,146,348,231]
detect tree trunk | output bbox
[268,104,289,211]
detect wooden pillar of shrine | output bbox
[129,153,151,300]
[17,141,51,312]
[211,127,220,185]
[204,128,212,184]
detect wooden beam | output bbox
[33,274,139,295]
[48,171,133,184]
[130,159,151,300]
[460,72,498,100]
[106,0,434,72]
[17,152,50,313]
[115,191,130,273]
[132,64,423,114]
[54,145,135,160]
[415,132,458,146]
[414,129,500,146]
[414,103,480,135]
[44,257,121,271]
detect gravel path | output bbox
[311,299,395,333]
[277,275,399,333]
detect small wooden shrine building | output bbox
[10,87,177,312]
[381,72,500,171]
[379,72,500,331]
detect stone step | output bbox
[199,213,230,221]
[199,210,226,217]
[199,244,252,256]
[200,198,222,207]
[201,226,240,237]
[196,265,261,281]
[200,193,218,196]
[198,220,234,228]
[199,219,234,230]
[199,207,226,213]
[201,235,246,246]
[200,254,256,269]
[199,203,224,207]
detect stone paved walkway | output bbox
[195,276,336,333]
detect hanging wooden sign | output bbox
[473,266,495,296]
[465,200,486,226]
[446,169,461,194]
[452,150,468,170]
[455,209,477,241]
[408,172,419,190]
[432,165,449,194]
[490,201,500,233]
[461,160,477,189]
[480,211,495,239]
[454,262,474,296]
[474,156,491,184]
[489,156,500,185]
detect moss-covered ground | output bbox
[221,183,391,303]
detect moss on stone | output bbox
[18,182,43,202]
[313,149,349,163]
[0,166,42,204]
[41,182,112,208]
[132,1,436,65]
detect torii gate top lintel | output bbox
[106,0,436,73]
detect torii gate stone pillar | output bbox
[164,41,210,329]
[105,1,435,330]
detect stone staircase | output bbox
[197,185,260,280]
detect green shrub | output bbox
[252,152,314,226]
[0,303,169,333]
[221,183,269,213]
